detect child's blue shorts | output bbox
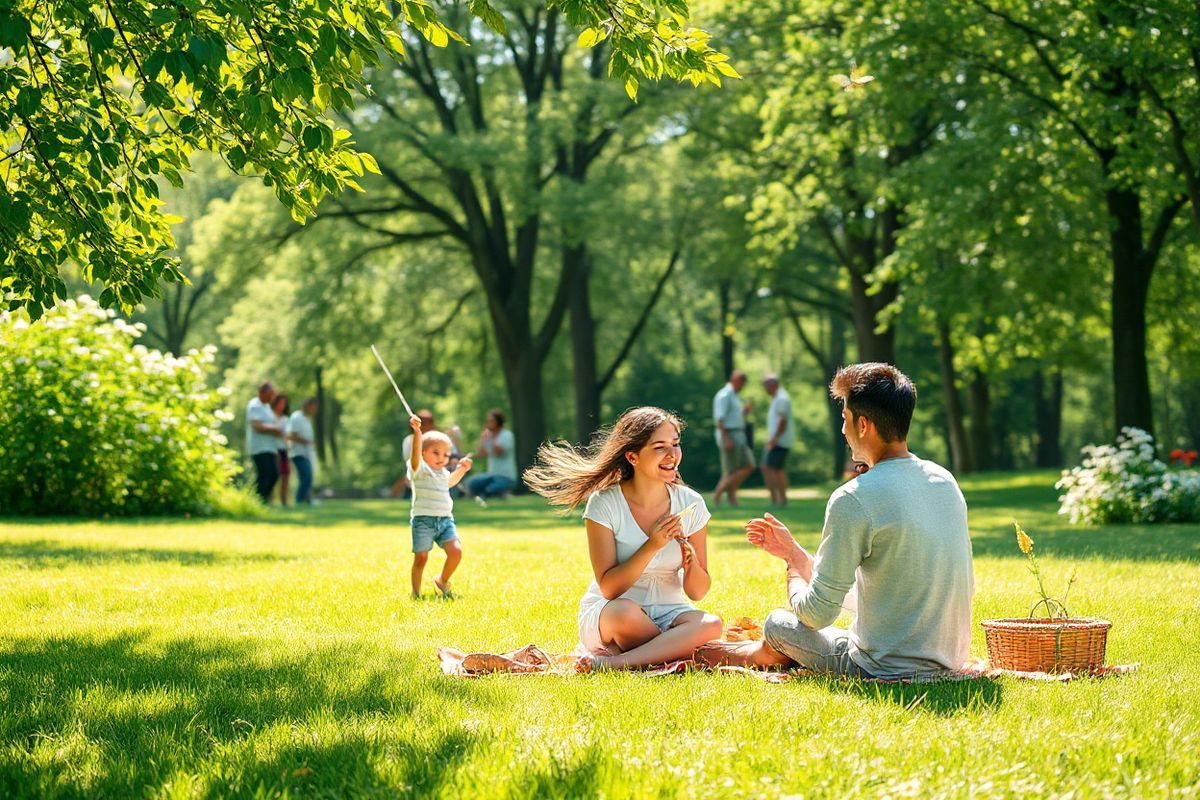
[412,516,458,553]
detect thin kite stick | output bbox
[370,344,416,418]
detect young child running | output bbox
[525,406,723,671]
[407,415,472,598]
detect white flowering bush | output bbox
[1057,427,1200,525]
[0,296,250,516]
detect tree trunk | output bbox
[327,394,341,464]
[847,270,897,363]
[314,366,327,465]
[1107,185,1155,435]
[718,281,735,376]
[500,351,547,485]
[993,384,1015,470]
[968,370,993,471]
[826,315,847,480]
[1034,368,1064,468]
[937,321,972,473]
[566,244,601,444]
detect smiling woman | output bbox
[524,407,724,671]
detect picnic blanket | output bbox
[436,644,1137,683]
[437,614,1137,682]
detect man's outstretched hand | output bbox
[745,513,813,578]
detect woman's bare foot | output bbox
[574,653,614,673]
[694,640,792,669]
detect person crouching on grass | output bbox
[524,407,723,672]
[408,415,472,599]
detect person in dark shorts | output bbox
[761,374,794,507]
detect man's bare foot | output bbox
[694,640,792,669]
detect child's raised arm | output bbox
[448,455,473,488]
[408,416,423,473]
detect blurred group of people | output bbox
[394,407,517,506]
[245,381,318,505]
[712,370,795,507]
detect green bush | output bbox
[0,296,248,516]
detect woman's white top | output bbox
[580,483,712,609]
[287,410,315,461]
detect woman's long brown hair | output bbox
[523,407,685,512]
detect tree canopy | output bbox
[0,0,730,318]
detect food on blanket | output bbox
[722,616,763,642]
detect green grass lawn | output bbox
[2,471,1199,798]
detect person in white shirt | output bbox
[712,370,755,506]
[761,374,796,507]
[245,381,285,501]
[287,398,318,504]
[407,416,473,598]
[525,406,723,672]
[467,409,517,505]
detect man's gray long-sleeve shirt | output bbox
[788,454,974,677]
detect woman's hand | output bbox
[678,537,698,571]
[647,512,682,550]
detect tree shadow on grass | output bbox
[233,728,481,799]
[504,746,605,800]
[0,630,493,799]
[0,539,295,569]
[822,676,1004,717]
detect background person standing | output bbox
[712,370,755,507]
[288,397,319,505]
[762,374,795,507]
[245,381,284,502]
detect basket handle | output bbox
[1028,597,1069,619]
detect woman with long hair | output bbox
[525,407,722,671]
[271,393,291,506]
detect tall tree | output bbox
[912,0,1200,434]
[302,4,715,467]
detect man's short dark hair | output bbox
[488,409,505,427]
[829,363,917,442]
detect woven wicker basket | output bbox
[982,617,1110,673]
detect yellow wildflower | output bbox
[1015,522,1034,555]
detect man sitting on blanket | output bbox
[699,363,975,679]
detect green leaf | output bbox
[384,30,406,58]
[358,151,380,175]
[0,11,32,48]
[714,61,741,79]
[318,25,338,61]
[577,28,602,48]
[624,75,639,101]
[468,0,506,35]
[426,24,448,48]
[302,125,323,151]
